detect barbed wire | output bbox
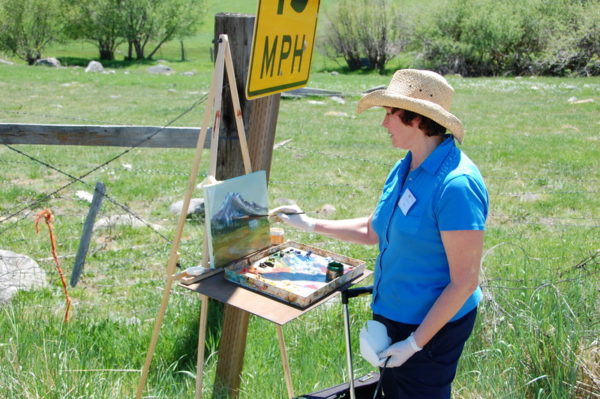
[0,145,173,242]
[2,145,598,184]
[0,93,208,238]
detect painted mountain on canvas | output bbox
[210,192,268,233]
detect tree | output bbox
[320,0,404,72]
[64,0,126,61]
[0,0,63,65]
[122,0,205,60]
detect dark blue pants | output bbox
[373,308,477,399]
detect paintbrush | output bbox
[234,211,305,220]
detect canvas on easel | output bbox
[203,170,366,307]
[203,171,270,268]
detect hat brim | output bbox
[357,90,464,143]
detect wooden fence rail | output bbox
[0,123,211,149]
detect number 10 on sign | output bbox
[246,0,321,100]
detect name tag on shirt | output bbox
[398,189,416,215]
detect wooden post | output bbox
[212,13,281,399]
[214,13,281,181]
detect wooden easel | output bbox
[135,34,295,399]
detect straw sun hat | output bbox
[357,69,464,143]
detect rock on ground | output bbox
[94,214,163,231]
[34,57,61,67]
[316,204,336,217]
[169,198,205,218]
[85,60,104,73]
[147,65,174,75]
[0,250,48,304]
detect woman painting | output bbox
[272,69,489,398]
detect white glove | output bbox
[269,204,316,232]
[359,320,392,367]
[378,332,422,368]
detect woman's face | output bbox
[381,107,418,149]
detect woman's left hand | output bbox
[378,333,422,368]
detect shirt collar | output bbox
[418,135,455,175]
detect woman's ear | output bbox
[409,115,422,128]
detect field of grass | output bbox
[1,2,599,399]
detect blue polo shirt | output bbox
[371,136,488,324]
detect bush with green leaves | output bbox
[63,0,125,61]
[412,0,600,77]
[533,1,600,76]
[319,0,405,72]
[0,0,64,64]
[122,0,205,60]
[412,0,545,76]
[63,0,205,61]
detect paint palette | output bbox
[224,241,365,308]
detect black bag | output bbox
[296,372,380,399]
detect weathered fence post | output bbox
[70,182,105,287]
[214,13,281,181]
[212,12,281,399]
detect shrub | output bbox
[412,0,600,77]
[532,1,600,76]
[0,0,63,64]
[319,0,405,72]
[412,0,545,76]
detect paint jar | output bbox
[270,227,285,245]
[326,261,344,282]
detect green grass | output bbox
[1,3,599,399]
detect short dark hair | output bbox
[393,108,446,137]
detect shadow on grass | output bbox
[57,56,190,69]
[165,299,225,378]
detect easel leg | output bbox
[135,35,227,399]
[223,36,252,174]
[195,294,209,399]
[276,325,295,399]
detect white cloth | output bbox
[359,320,392,367]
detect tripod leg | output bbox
[343,303,356,399]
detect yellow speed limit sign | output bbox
[246,0,321,100]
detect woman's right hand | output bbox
[269,204,316,232]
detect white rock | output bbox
[85,60,104,73]
[330,96,346,104]
[316,204,336,217]
[34,57,61,67]
[169,198,205,217]
[76,190,94,203]
[0,250,48,304]
[147,65,174,75]
[324,111,348,117]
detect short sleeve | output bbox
[436,175,488,231]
